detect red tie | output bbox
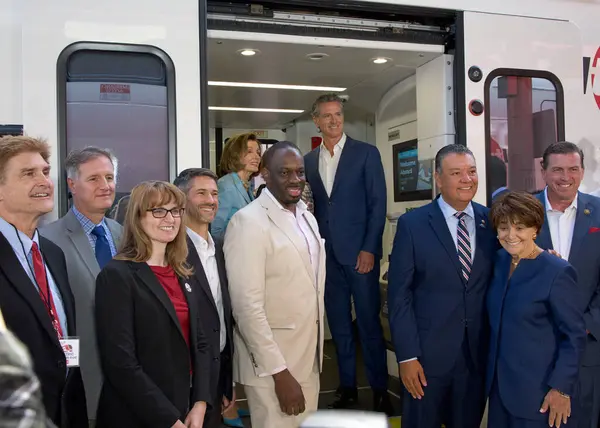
[31,242,63,338]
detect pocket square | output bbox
[590,227,600,234]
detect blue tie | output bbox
[91,226,112,269]
[455,212,472,284]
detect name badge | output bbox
[60,337,80,367]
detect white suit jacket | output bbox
[224,192,326,387]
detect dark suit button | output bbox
[58,360,66,369]
[213,356,220,361]
[213,328,219,333]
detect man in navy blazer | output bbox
[387,144,497,428]
[304,93,391,413]
[535,141,600,428]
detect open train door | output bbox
[460,12,582,205]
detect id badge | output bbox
[59,337,80,367]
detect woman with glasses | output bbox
[95,181,211,428]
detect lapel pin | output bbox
[184,283,192,292]
[479,219,486,228]
[584,209,591,216]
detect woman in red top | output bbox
[95,181,211,428]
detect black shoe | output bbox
[334,385,343,397]
[373,390,394,416]
[328,387,358,409]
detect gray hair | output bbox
[311,93,345,118]
[65,147,117,180]
[173,168,218,194]
[435,144,474,174]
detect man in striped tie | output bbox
[388,144,499,428]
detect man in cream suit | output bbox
[41,147,122,422]
[224,141,326,428]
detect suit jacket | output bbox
[0,233,88,427]
[212,173,254,240]
[0,311,57,428]
[387,198,497,376]
[304,137,387,265]
[486,250,586,419]
[224,193,326,386]
[94,259,211,428]
[186,235,233,402]
[535,191,600,366]
[40,210,123,418]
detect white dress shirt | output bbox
[544,188,578,261]
[258,189,321,377]
[318,133,347,197]
[400,195,476,364]
[187,228,227,352]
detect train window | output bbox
[57,43,177,216]
[485,70,565,203]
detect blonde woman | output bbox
[95,181,211,428]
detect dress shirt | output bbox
[399,195,476,364]
[318,133,347,197]
[187,228,226,352]
[544,188,577,261]
[72,206,117,256]
[0,217,68,337]
[258,189,321,376]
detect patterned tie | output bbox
[31,242,63,338]
[455,212,472,283]
[92,226,112,269]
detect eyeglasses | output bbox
[147,208,185,218]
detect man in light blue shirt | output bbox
[0,135,87,426]
[41,147,122,421]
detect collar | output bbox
[437,194,475,220]
[72,205,106,235]
[0,215,40,256]
[264,188,308,215]
[544,187,578,212]
[186,227,215,254]
[320,133,347,155]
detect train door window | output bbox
[57,43,176,216]
[485,70,565,202]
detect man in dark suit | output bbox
[304,93,391,413]
[0,136,88,427]
[535,141,600,428]
[387,144,497,428]
[174,168,234,428]
[0,308,57,428]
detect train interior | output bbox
[206,28,452,426]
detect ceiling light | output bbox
[372,57,389,64]
[209,106,304,113]
[208,81,346,92]
[239,49,258,56]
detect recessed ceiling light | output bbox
[208,81,346,92]
[239,49,259,56]
[372,57,389,64]
[209,106,304,113]
[306,53,329,61]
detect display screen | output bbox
[392,139,433,202]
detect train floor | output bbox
[221,339,404,427]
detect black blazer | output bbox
[0,232,88,428]
[186,236,233,402]
[95,259,211,428]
